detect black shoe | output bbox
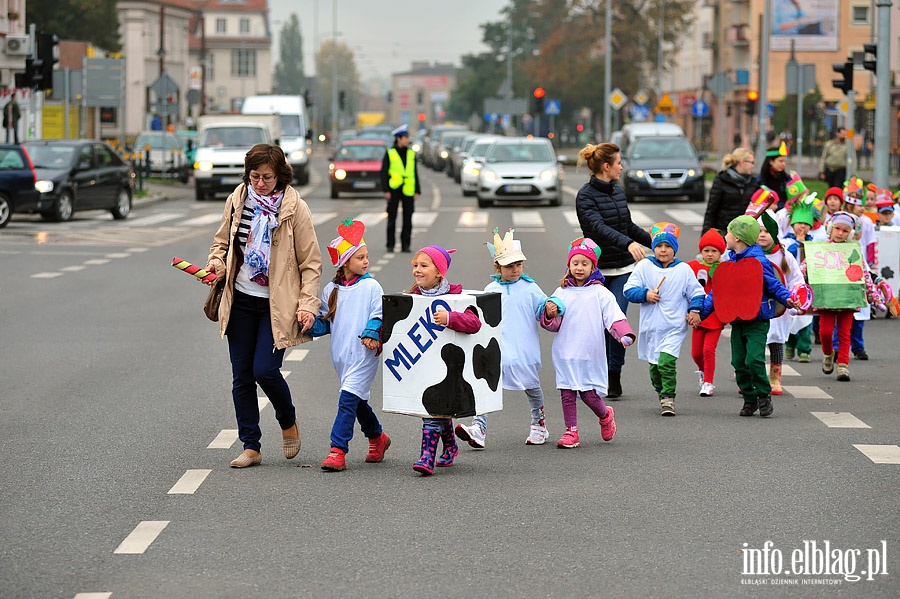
[853,350,869,361]
[401,247,412,253]
[607,371,622,399]
[758,395,773,418]
[740,401,758,417]
[386,246,395,253]
[813,332,821,345]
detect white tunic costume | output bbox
[484,275,548,391]
[762,247,805,343]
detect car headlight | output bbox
[289,150,306,161]
[412,143,421,152]
[35,180,54,193]
[481,170,498,183]
[687,169,696,177]
[334,169,347,180]
[634,170,644,178]
[539,168,558,182]
[195,161,213,172]
[462,163,480,176]
[440,150,449,159]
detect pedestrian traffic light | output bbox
[36,33,58,91]
[24,57,44,89]
[863,43,877,74]
[338,91,346,110]
[745,90,758,116]
[832,60,854,94]
[532,87,545,115]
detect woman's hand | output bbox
[202,263,217,286]
[297,310,315,333]
[628,242,646,263]
[361,337,380,351]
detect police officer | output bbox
[381,124,420,253]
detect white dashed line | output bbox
[280,370,291,378]
[811,412,871,428]
[562,210,580,230]
[456,211,489,231]
[853,444,900,464]
[179,213,225,227]
[30,272,63,279]
[207,429,238,449]
[127,247,149,253]
[781,364,800,376]
[167,469,212,495]
[783,386,833,399]
[352,212,387,227]
[105,253,130,259]
[84,259,110,265]
[285,349,309,361]
[60,265,87,272]
[412,212,438,230]
[369,266,382,272]
[113,521,169,554]
[311,212,338,227]
[664,209,704,225]
[74,593,112,599]
[125,212,184,227]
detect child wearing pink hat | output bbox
[541,238,635,447]
[310,220,390,472]
[406,245,483,475]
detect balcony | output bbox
[725,24,750,46]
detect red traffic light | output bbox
[417,112,426,122]
[576,124,585,132]
[533,87,546,99]
[747,90,759,101]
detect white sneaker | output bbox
[454,423,486,449]
[525,424,549,445]
[695,370,704,388]
[700,382,715,397]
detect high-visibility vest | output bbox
[387,148,416,196]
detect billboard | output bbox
[771,0,839,51]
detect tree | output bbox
[315,39,359,129]
[274,14,305,95]
[27,0,121,52]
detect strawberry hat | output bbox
[327,219,366,267]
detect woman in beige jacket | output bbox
[204,144,322,468]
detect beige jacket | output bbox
[207,183,322,349]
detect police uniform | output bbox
[380,124,421,252]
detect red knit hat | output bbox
[825,187,844,201]
[698,228,726,253]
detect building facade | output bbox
[388,62,457,129]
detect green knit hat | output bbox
[789,192,820,226]
[727,215,761,246]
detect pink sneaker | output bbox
[599,406,616,442]
[556,427,580,448]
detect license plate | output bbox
[655,180,680,189]
[505,184,531,193]
[221,176,243,184]
[353,181,377,189]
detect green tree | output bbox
[274,14,305,95]
[27,0,121,52]
[315,39,359,129]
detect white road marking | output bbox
[74,594,112,599]
[167,469,212,495]
[352,212,387,227]
[721,327,731,339]
[412,212,438,231]
[629,210,654,227]
[207,429,238,449]
[430,180,442,211]
[512,211,545,231]
[781,364,800,376]
[783,386,833,399]
[562,210,580,229]
[563,184,580,198]
[456,211,489,231]
[127,247,149,253]
[665,209,704,225]
[369,266,382,272]
[285,349,309,361]
[280,370,291,378]
[30,272,63,279]
[811,412,871,428]
[60,265,87,272]
[311,211,338,227]
[376,258,390,265]
[125,212,184,227]
[105,253,130,259]
[179,213,225,227]
[113,521,169,554]
[84,259,110,265]
[258,397,270,412]
[853,444,900,464]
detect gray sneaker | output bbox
[454,423,486,449]
[836,363,850,381]
[822,352,835,374]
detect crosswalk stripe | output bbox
[781,364,800,376]
[783,385,833,399]
[258,397,270,412]
[853,444,900,464]
[811,412,871,428]
[353,212,387,227]
[207,429,238,449]
[664,209,704,225]
[412,212,438,229]
[114,521,169,554]
[60,265,87,272]
[456,211,489,230]
[512,210,545,229]
[30,272,63,279]
[84,259,110,265]
[125,212,184,227]
[285,349,309,361]
[167,469,212,494]
[629,210,654,227]
[74,593,112,599]
[312,211,338,227]
[562,210,580,229]
[105,252,130,259]
[179,213,224,227]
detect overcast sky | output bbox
[269,0,509,80]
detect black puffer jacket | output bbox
[758,169,790,211]
[702,168,759,233]
[576,177,652,270]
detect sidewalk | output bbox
[132,179,179,207]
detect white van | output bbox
[241,95,311,185]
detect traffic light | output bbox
[832,60,854,94]
[36,33,58,91]
[338,90,346,110]
[25,57,44,89]
[532,87,545,114]
[745,89,759,116]
[863,43,877,73]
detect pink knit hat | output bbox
[567,237,601,268]
[416,245,456,276]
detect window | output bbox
[206,53,215,81]
[0,149,24,169]
[215,18,226,33]
[231,48,256,77]
[240,18,250,34]
[851,5,869,26]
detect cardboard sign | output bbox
[381,292,502,418]
[805,241,867,309]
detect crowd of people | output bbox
[199,139,895,477]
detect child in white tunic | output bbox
[455,229,564,448]
[541,238,635,448]
[311,221,390,472]
[623,222,705,416]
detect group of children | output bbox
[302,170,892,475]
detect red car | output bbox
[329,139,386,199]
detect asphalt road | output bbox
[1,153,897,598]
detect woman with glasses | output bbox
[204,143,323,468]
[701,147,761,234]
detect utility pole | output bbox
[873,0,892,187]
[755,0,771,162]
[603,0,611,140]
[330,0,338,144]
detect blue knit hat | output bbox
[650,222,680,254]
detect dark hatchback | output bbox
[0,144,39,228]
[620,136,706,203]
[23,140,134,221]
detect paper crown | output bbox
[785,171,808,201]
[745,186,778,218]
[765,141,789,158]
[843,176,865,202]
[486,227,527,266]
[327,219,366,267]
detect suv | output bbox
[134,131,190,183]
[618,127,705,203]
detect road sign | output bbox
[655,92,676,114]
[836,97,849,115]
[767,103,774,118]
[708,71,734,99]
[691,100,709,118]
[633,90,649,106]
[609,87,627,110]
[680,94,697,107]
[544,99,561,116]
[631,104,651,122]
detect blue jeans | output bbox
[603,273,631,373]
[833,317,864,353]
[330,389,382,453]
[226,290,296,452]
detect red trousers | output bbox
[818,310,853,365]
[691,326,723,384]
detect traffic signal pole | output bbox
[846,92,856,177]
[874,0,892,188]
[755,0,771,162]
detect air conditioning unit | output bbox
[5,36,29,56]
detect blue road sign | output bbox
[544,99,561,116]
[691,100,709,118]
[631,104,651,122]
[655,113,666,123]
[766,103,774,118]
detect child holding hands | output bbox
[541,238,635,448]
[687,229,727,397]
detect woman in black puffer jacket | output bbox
[575,142,651,398]
[702,147,760,234]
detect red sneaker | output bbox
[321,448,346,471]
[599,406,617,442]
[364,433,391,463]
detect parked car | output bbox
[449,133,488,183]
[619,133,705,203]
[23,140,134,221]
[0,144,40,228]
[476,137,562,207]
[434,131,468,173]
[459,136,499,196]
[328,139,387,199]
[134,130,190,183]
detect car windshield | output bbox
[279,115,301,137]
[200,127,267,148]
[470,140,495,159]
[336,144,386,162]
[487,143,554,163]
[630,137,697,160]
[24,144,77,168]
[135,133,182,151]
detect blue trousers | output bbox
[603,273,631,373]
[832,317,864,353]
[226,291,296,452]
[330,389,383,453]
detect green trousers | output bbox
[731,320,770,401]
[649,352,678,397]
[786,324,811,354]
